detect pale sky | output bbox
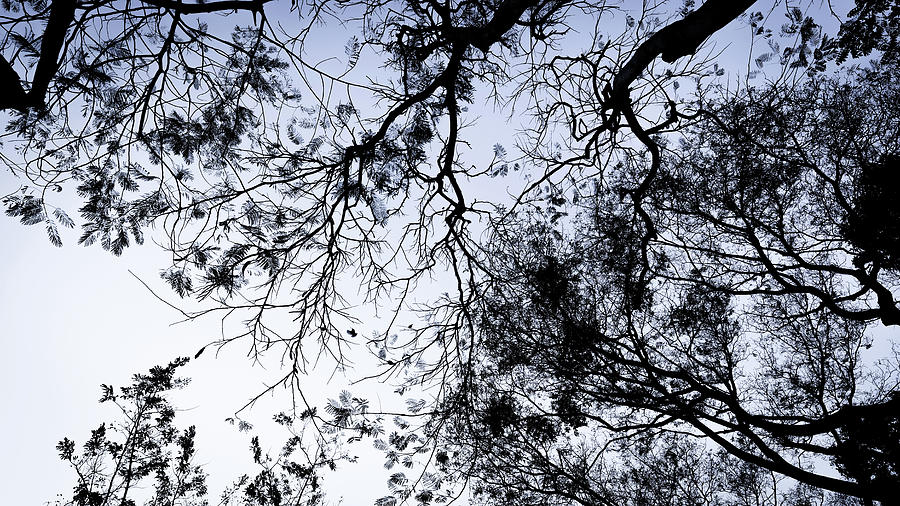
[0,186,254,503]
[0,172,406,504]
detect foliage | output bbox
[442,57,900,504]
[53,360,346,506]
[834,0,900,63]
[53,358,208,506]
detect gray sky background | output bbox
[0,179,410,504]
[0,194,258,504]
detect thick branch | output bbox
[452,0,540,52]
[0,0,77,111]
[0,56,28,110]
[140,0,272,15]
[611,0,756,106]
[29,0,77,107]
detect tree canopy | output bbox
[3,0,900,504]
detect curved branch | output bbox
[610,0,756,108]
[140,0,273,14]
[0,0,77,111]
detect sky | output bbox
[0,176,406,505]
[0,184,260,503]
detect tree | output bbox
[53,359,345,506]
[435,54,900,504]
[53,358,209,506]
[4,0,899,505]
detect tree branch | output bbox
[140,0,273,15]
[0,0,274,112]
[610,0,756,107]
[0,55,28,110]
[0,0,77,111]
[452,0,540,52]
[29,0,77,107]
